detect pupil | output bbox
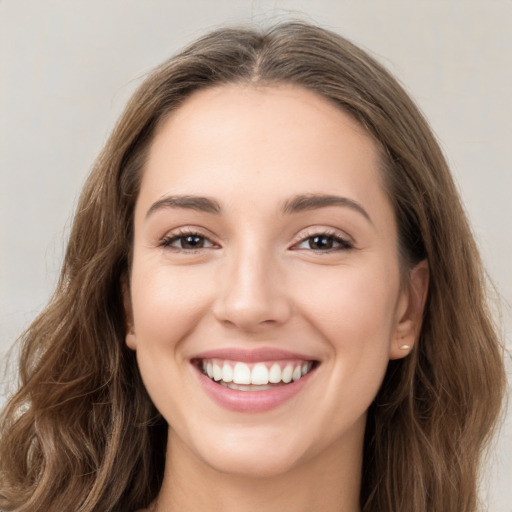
[310,235,333,250]
[183,235,203,248]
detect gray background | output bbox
[1,0,511,509]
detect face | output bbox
[126,84,426,478]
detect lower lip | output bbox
[194,364,317,413]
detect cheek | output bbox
[297,265,400,421]
[130,259,214,349]
[296,262,400,351]
[128,262,216,420]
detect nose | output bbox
[212,247,292,332]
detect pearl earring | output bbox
[399,344,411,350]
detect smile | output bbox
[199,359,315,391]
[191,349,319,413]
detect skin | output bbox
[126,84,428,512]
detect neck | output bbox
[154,425,364,512]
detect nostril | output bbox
[214,308,291,332]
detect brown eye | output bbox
[180,235,205,249]
[309,235,335,250]
[293,233,352,251]
[160,233,215,250]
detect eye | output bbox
[160,231,216,251]
[293,232,352,251]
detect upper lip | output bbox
[191,347,317,363]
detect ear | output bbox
[389,259,429,360]
[122,277,137,350]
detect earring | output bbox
[399,344,411,350]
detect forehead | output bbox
[137,84,390,223]
[152,84,375,158]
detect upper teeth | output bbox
[202,359,312,386]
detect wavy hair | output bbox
[0,21,505,512]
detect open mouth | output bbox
[192,358,319,392]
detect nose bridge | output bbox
[213,236,290,330]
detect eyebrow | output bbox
[146,195,221,218]
[145,193,372,223]
[282,194,372,223]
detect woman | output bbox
[0,21,505,512]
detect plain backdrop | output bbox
[1,0,511,509]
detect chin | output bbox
[190,428,310,479]
[205,449,304,479]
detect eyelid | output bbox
[159,227,219,251]
[290,227,354,251]
[157,226,353,252]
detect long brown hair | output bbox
[0,21,505,512]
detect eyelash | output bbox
[159,229,215,252]
[291,230,353,252]
[159,229,353,253]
